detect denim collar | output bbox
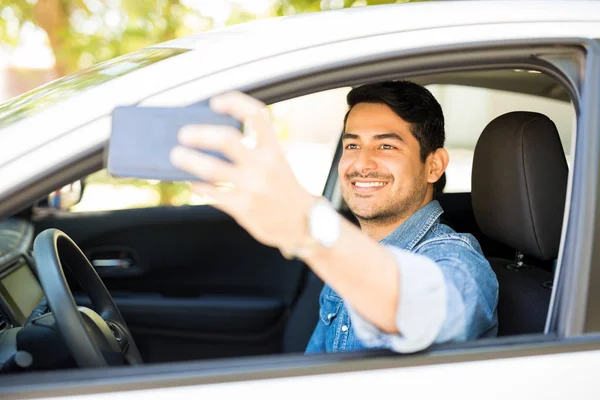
[379,200,443,250]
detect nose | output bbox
[353,149,377,175]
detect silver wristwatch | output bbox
[280,197,341,260]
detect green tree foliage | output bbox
[0,0,421,77]
[274,0,426,15]
[0,0,206,75]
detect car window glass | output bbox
[427,84,575,193]
[69,87,349,212]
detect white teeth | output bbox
[354,182,386,187]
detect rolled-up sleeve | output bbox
[348,240,497,353]
[348,246,447,353]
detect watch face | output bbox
[310,199,341,247]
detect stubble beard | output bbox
[345,173,428,228]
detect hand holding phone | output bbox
[107,104,242,181]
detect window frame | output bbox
[2,37,599,397]
[577,39,600,334]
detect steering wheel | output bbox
[32,229,143,368]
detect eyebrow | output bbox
[342,132,403,141]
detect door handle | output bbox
[91,258,133,269]
[86,246,143,277]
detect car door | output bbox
[8,33,600,398]
[3,8,600,398]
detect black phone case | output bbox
[107,104,242,181]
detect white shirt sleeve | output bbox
[347,246,447,353]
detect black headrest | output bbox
[472,111,568,260]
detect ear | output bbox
[427,148,449,184]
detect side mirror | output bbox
[47,180,85,211]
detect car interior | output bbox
[0,66,574,372]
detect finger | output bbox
[170,146,241,185]
[190,181,242,216]
[210,91,279,149]
[178,124,248,165]
[209,91,265,121]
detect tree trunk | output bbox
[33,0,70,77]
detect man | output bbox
[170,80,499,354]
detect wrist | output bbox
[278,191,316,256]
[279,194,341,260]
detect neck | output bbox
[359,215,409,242]
[358,191,434,242]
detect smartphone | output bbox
[106,104,242,181]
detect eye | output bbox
[380,144,395,150]
[345,143,359,150]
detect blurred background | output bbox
[0,0,421,101]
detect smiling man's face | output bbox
[339,102,431,226]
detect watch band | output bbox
[279,197,340,260]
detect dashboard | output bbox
[0,218,44,330]
[0,260,44,326]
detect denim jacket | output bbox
[305,200,499,354]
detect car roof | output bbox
[156,0,600,54]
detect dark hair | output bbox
[343,80,445,162]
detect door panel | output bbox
[74,292,286,362]
[33,205,308,363]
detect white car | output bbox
[1,1,600,398]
